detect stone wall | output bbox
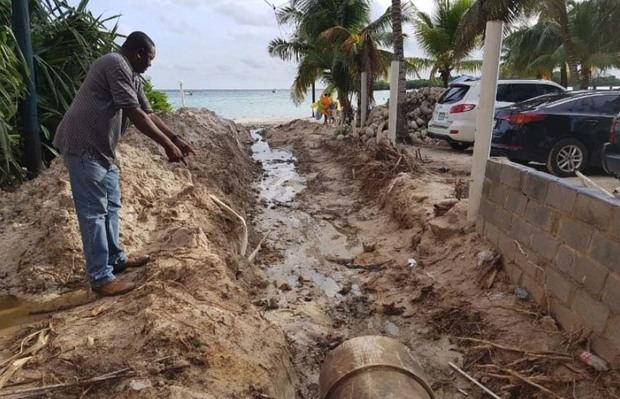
[477,159,620,366]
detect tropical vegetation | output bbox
[409,0,482,88]
[269,0,407,125]
[502,0,620,88]
[0,0,171,186]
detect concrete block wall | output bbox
[477,159,620,367]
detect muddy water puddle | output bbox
[0,289,95,333]
[251,129,362,298]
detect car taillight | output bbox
[610,118,617,144]
[500,112,546,125]
[449,104,476,113]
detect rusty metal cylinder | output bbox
[319,336,435,399]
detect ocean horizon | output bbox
[161,89,390,123]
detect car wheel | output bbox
[546,138,588,177]
[449,141,470,151]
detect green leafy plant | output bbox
[143,79,173,113]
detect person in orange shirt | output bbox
[319,93,333,125]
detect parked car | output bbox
[602,114,620,178]
[491,91,620,177]
[427,79,566,150]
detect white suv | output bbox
[427,79,566,150]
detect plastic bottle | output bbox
[579,351,609,371]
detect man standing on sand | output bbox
[53,32,194,296]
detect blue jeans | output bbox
[64,154,127,287]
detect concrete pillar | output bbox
[388,61,400,144]
[179,80,186,108]
[468,20,504,222]
[361,71,368,127]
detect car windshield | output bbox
[438,85,469,104]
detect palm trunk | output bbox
[362,51,371,127]
[554,1,580,89]
[440,69,451,88]
[340,94,353,125]
[581,66,591,89]
[560,63,568,88]
[392,0,407,139]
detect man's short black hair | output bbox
[122,31,155,52]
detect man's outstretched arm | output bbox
[124,107,185,163]
[149,113,195,156]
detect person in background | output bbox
[53,31,194,297]
[320,92,334,125]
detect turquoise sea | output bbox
[162,89,390,122]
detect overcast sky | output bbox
[74,0,437,89]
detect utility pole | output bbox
[12,0,42,177]
[468,20,504,222]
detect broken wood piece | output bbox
[448,362,502,399]
[504,368,566,399]
[247,231,271,263]
[456,337,572,360]
[209,194,248,256]
[575,172,615,198]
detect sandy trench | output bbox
[0,110,618,398]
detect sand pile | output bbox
[0,109,298,398]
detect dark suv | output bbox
[603,114,620,178]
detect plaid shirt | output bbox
[53,52,152,167]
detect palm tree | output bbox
[392,0,407,139]
[410,0,482,88]
[320,7,394,126]
[502,0,620,88]
[269,0,381,124]
[456,0,618,90]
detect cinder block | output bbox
[522,171,551,202]
[485,160,502,182]
[488,204,512,232]
[483,222,500,246]
[500,163,524,189]
[605,315,620,348]
[602,272,620,312]
[476,217,484,235]
[591,336,620,369]
[573,192,615,231]
[546,268,574,303]
[504,190,528,214]
[511,217,533,248]
[498,232,518,264]
[557,217,594,253]
[589,233,620,275]
[550,298,582,332]
[479,198,496,221]
[571,255,609,297]
[505,262,523,284]
[555,245,576,275]
[516,253,544,282]
[529,227,560,261]
[609,206,620,241]
[525,201,556,233]
[545,181,578,213]
[488,183,508,205]
[522,274,546,303]
[572,289,610,334]
[482,177,492,198]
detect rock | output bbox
[365,126,374,136]
[362,241,377,252]
[433,199,458,216]
[336,135,345,141]
[267,297,279,309]
[129,379,153,391]
[514,287,530,301]
[377,130,390,146]
[476,250,498,267]
[408,120,419,130]
[382,302,405,316]
[377,120,387,135]
[416,117,425,127]
[384,321,400,336]
[279,282,292,291]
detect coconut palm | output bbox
[456,0,617,89]
[409,0,482,88]
[269,0,380,123]
[502,0,620,88]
